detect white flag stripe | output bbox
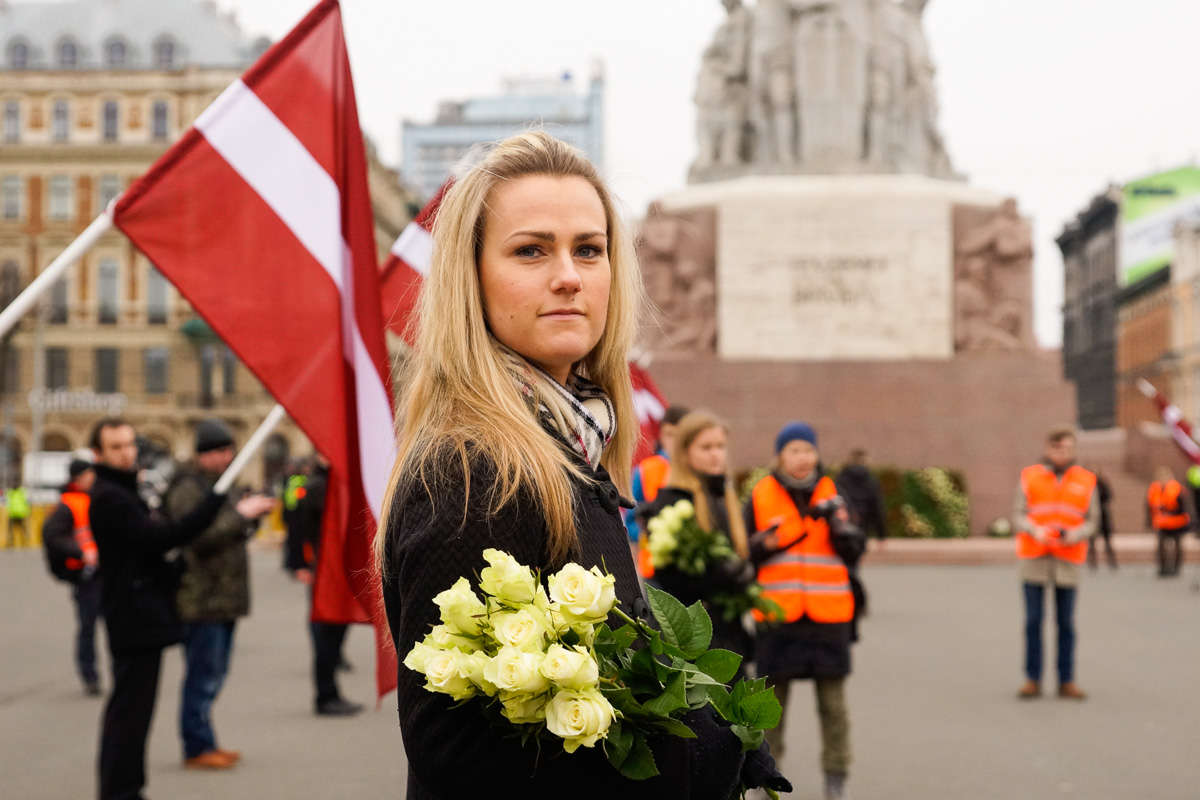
[196,81,344,294]
[197,79,394,520]
[390,222,433,276]
[633,388,665,425]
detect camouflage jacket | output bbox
[167,464,252,621]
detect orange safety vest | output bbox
[60,490,96,571]
[1016,464,1095,565]
[750,475,854,624]
[636,454,672,579]
[1147,480,1190,531]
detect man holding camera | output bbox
[1013,426,1098,701]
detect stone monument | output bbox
[638,0,1075,535]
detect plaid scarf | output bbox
[500,346,616,470]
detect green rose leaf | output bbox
[695,649,742,684]
[604,718,635,769]
[683,600,713,658]
[646,585,692,651]
[730,723,764,752]
[737,684,784,730]
[642,669,688,716]
[619,731,660,781]
[652,716,698,739]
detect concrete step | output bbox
[862,533,1199,566]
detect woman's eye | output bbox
[514,245,541,258]
[576,244,604,259]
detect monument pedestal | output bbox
[656,174,1004,361]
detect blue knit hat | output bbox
[775,421,817,454]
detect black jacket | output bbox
[284,466,327,571]
[383,446,753,800]
[89,463,223,655]
[835,463,889,540]
[743,471,862,681]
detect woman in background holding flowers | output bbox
[640,411,757,676]
[744,422,864,800]
[374,133,784,800]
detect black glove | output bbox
[741,741,792,793]
[713,557,756,590]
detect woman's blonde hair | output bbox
[375,132,644,568]
[666,411,749,559]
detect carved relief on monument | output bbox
[952,200,1035,353]
[690,0,955,182]
[636,204,719,356]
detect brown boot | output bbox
[184,750,237,770]
[1016,680,1041,699]
[1058,682,1087,700]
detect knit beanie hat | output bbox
[68,459,93,480]
[195,419,235,454]
[775,421,817,454]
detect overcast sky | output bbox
[207,0,1200,347]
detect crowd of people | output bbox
[12,130,1200,800]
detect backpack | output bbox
[42,502,84,584]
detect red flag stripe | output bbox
[194,78,394,518]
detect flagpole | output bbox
[0,210,114,340]
[214,403,288,496]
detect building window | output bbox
[98,259,119,324]
[48,277,69,324]
[3,102,19,143]
[103,101,118,140]
[52,101,70,141]
[144,347,169,395]
[0,347,17,393]
[98,174,121,210]
[151,101,168,139]
[46,347,69,390]
[95,348,119,393]
[222,347,237,395]
[58,40,78,69]
[154,37,176,69]
[48,175,72,221]
[199,344,216,408]
[105,38,127,68]
[2,176,21,220]
[0,261,19,306]
[8,41,29,70]
[147,266,168,323]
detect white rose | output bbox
[459,651,498,696]
[482,647,550,695]
[433,578,487,635]
[402,641,439,675]
[569,621,598,648]
[428,624,482,653]
[480,548,538,604]
[646,517,668,538]
[545,688,616,753]
[500,691,549,724]
[423,649,477,701]
[548,563,617,623]
[674,499,695,519]
[540,644,600,691]
[490,608,550,652]
[658,506,682,531]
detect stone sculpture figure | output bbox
[690,0,955,180]
[636,206,719,355]
[953,201,1035,352]
[694,0,752,171]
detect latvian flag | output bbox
[1138,379,1200,465]
[111,0,399,697]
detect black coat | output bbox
[835,463,888,540]
[644,485,755,671]
[382,447,750,800]
[743,472,859,681]
[89,463,222,655]
[284,467,327,571]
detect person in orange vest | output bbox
[1146,466,1193,577]
[1014,426,1097,701]
[744,421,864,800]
[627,405,689,579]
[41,459,102,695]
[641,411,756,677]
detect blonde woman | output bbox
[375,133,787,800]
[639,411,756,676]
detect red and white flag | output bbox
[380,179,452,341]
[111,0,398,697]
[629,361,668,463]
[1138,379,1200,464]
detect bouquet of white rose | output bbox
[647,500,781,623]
[404,548,783,794]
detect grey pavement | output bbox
[2,548,1198,799]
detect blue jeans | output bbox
[1023,583,1076,685]
[180,621,236,759]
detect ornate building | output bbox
[0,0,415,489]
